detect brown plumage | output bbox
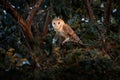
[52,17,84,46]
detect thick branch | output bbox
[42,11,50,39]
[26,0,43,28]
[83,0,96,22]
[104,0,112,23]
[90,0,94,7]
[26,3,31,15]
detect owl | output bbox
[52,17,84,46]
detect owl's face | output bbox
[52,18,65,31]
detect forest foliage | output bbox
[0,0,120,80]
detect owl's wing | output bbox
[62,24,82,42]
[62,24,75,37]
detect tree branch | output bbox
[26,3,31,16]
[104,0,112,23]
[83,0,96,22]
[26,0,43,28]
[42,10,50,39]
[90,0,94,7]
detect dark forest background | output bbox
[0,0,120,80]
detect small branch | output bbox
[26,3,31,15]
[83,0,96,22]
[26,0,43,28]
[42,10,50,39]
[104,0,112,23]
[90,0,94,7]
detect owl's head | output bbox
[52,17,65,29]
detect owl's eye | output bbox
[58,22,60,24]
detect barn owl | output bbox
[52,17,84,46]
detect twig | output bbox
[104,0,112,24]
[83,0,96,22]
[42,10,51,39]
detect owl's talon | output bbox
[62,41,66,46]
[59,43,65,49]
[61,43,64,47]
[60,42,64,48]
